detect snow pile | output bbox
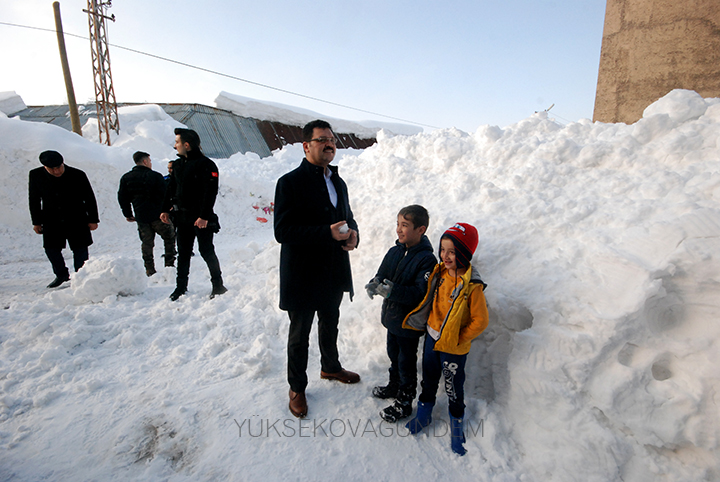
[71,256,148,303]
[215,91,423,137]
[0,88,718,481]
[82,104,185,163]
[0,91,26,117]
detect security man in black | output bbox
[161,128,226,301]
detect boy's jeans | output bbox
[418,334,467,418]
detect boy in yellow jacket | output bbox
[402,223,489,455]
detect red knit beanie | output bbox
[440,223,479,270]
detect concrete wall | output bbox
[593,0,720,124]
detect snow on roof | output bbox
[0,91,27,116]
[215,91,423,137]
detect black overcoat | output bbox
[28,165,99,249]
[274,158,358,311]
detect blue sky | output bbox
[0,0,607,131]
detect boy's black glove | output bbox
[375,279,394,299]
[365,277,382,299]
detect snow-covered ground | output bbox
[0,89,718,481]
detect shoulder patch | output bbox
[211,171,219,178]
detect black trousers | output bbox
[137,220,176,270]
[287,290,344,393]
[175,222,222,289]
[45,246,88,278]
[386,331,421,398]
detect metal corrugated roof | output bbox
[12,104,91,131]
[157,103,272,159]
[12,103,273,159]
[10,103,376,158]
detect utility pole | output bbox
[84,0,119,146]
[52,2,82,136]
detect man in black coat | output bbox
[161,128,226,301]
[274,119,360,418]
[118,151,176,276]
[29,150,99,288]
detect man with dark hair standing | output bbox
[161,128,227,301]
[165,160,174,185]
[274,119,360,419]
[118,151,176,276]
[29,150,99,288]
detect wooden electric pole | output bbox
[52,2,82,136]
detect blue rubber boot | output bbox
[405,401,433,434]
[450,414,467,456]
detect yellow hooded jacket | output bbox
[402,263,489,355]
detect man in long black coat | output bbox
[29,150,99,288]
[274,119,361,418]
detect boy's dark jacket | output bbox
[373,235,436,337]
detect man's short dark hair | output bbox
[132,151,150,164]
[398,205,430,229]
[302,119,333,142]
[174,128,201,151]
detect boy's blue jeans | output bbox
[418,334,467,418]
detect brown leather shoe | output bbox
[289,389,307,418]
[320,369,360,384]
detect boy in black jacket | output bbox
[366,205,436,422]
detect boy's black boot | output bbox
[380,387,414,422]
[380,399,412,423]
[372,381,399,400]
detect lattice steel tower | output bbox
[84,0,119,145]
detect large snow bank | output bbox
[0,89,718,481]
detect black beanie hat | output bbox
[39,150,64,168]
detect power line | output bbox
[0,21,440,129]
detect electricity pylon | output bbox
[84,0,119,145]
